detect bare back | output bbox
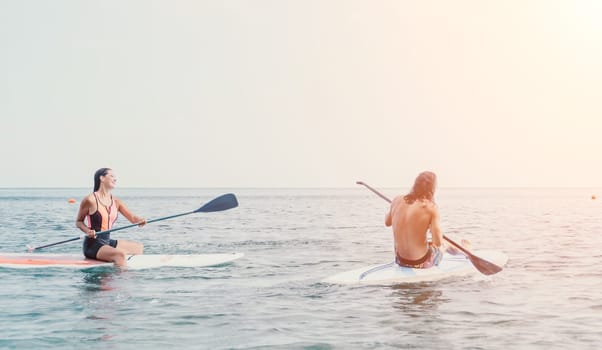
[385,196,440,261]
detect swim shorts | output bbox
[83,237,118,259]
[395,244,442,269]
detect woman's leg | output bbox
[115,240,144,255]
[96,245,127,266]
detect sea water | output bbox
[1,187,601,349]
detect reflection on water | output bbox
[81,268,116,292]
[2,188,602,349]
[79,269,123,343]
[389,282,446,313]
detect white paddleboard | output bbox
[323,250,508,285]
[0,252,244,270]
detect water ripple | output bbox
[1,188,602,349]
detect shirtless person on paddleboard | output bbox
[385,171,470,268]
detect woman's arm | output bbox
[76,195,96,238]
[115,197,146,226]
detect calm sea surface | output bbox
[1,187,601,349]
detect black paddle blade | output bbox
[195,193,238,213]
[468,255,503,275]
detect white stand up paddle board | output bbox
[323,250,507,285]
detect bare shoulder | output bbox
[424,200,439,214]
[81,193,95,205]
[414,198,437,211]
[113,196,124,207]
[77,194,95,214]
[391,196,404,204]
[391,196,406,209]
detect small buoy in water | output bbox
[592,195,597,200]
[68,198,76,203]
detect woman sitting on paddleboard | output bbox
[385,171,470,268]
[76,168,146,267]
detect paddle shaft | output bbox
[28,193,238,252]
[27,213,192,251]
[28,235,86,251]
[95,211,194,236]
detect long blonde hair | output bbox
[403,171,437,204]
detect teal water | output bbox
[1,188,602,349]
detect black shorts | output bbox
[83,238,118,259]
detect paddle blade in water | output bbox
[469,255,503,275]
[195,193,238,213]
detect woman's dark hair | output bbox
[93,168,111,192]
[404,171,437,204]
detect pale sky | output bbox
[1,1,601,188]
